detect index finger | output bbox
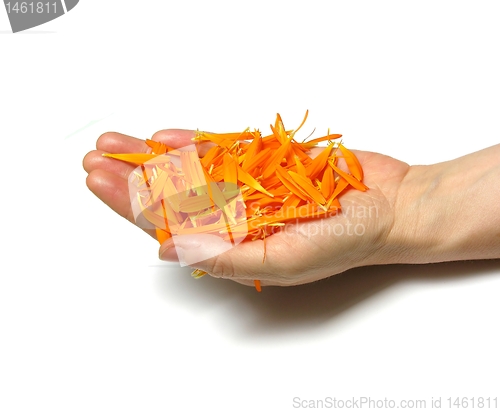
[151,129,215,157]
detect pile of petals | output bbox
[103,112,367,290]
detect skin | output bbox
[83,130,500,287]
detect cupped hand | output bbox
[83,130,410,287]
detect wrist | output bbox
[383,163,454,264]
[383,145,500,265]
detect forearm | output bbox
[386,144,500,264]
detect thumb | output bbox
[159,234,234,267]
[159,234,280,281]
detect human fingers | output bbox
[95,129,200,153]
[84,131,151,177]
[151,129,214,156]
[96,132,150,154]
[86,168,156,239]
[83,149,138,179]
[158,230,327,287]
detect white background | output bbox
[1,1,499,411]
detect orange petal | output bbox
[145,139,173,154]
[237,166,274,198]
[294,155,307,177]
[200,145,223,169]
[282,194,302,209]
[223,153,238,185]
[329,160,368,191]
[321,165,335,199]
[241,147,271,173]
[288,171,327,207]
[262,139,290,179]
[290,110,309,140]
[300,133,342,149]
[305,143,333,179]
[338,143,363,181]
[155,228,172,244]
[275,165,308,201]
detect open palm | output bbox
[84,129,410,287]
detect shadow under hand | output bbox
[153,259,500,336]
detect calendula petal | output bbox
[242,147,271,173]
[200,145,223,169]
[145,139,173,154]
[294,155,307,177]
[305,143,334,179]
[338,143,363,181]
[223,153,238,185]
[103,153,164,165]
[282,194,302,210]
[156,228,172,244]
[290,110,309,140]
[237,166,274,198]
[321,165,335,199]
[242,132,263,168]
[262,139,290,179]
[288,171,326,206]
[275,165,308,201]
[300,133,342,149]
[328,160,367,191]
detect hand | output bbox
[84,129,411,287]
